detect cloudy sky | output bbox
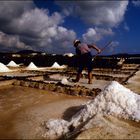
[0,0,139,54]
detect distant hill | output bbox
[110,53,140,57]
[17,50,42,54]
[98,53,140,57]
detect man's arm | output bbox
[88,44,101,53]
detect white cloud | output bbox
[13,9,76,53]
[57,1,128,27]
[132,1,140,6]
[11,8,76,53]
[0,1,77,53]
[0,1,34,26]
[0,1,129,53]
[42,26,76,53]
[0,31,31,51]
[82,27,114,43]
[47,27,57,38]
[11,8,63,38]
[1,1,128,54]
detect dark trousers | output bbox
[77,52,93,73]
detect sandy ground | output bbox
[0,85,89,139]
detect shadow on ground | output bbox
[62,105,85,121]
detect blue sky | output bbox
[0,0,139,55]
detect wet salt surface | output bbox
[49,74,111,90]
[0,85,88,139]
[0,72,37,77]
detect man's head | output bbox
[73,39,81,47]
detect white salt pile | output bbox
[7,60,19,67]
[40,81,140,139]
[0,62,11,72]
[26,62,38,70]
[61,78,69,85]
[51,62,66,69]
[51,62,60,68]
[64,53,74,57]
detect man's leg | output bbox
[88,72,92,84]
[72,72,82,82]
[87,59,93,84]
[86,53,93,84]
[72,55,84,83]
[72,64,83,82]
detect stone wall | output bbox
[12,79,101,97]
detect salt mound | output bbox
[7,60,19,67]
[51,62,66,69]
[26,62,38,70]
[41,81,140,139]
[51,62,60,68]
[0,62,11,72]
[64,53,74,57]
[61,78,69,85]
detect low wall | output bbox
[12,79,101,97]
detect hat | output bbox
[73,39,80,45]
